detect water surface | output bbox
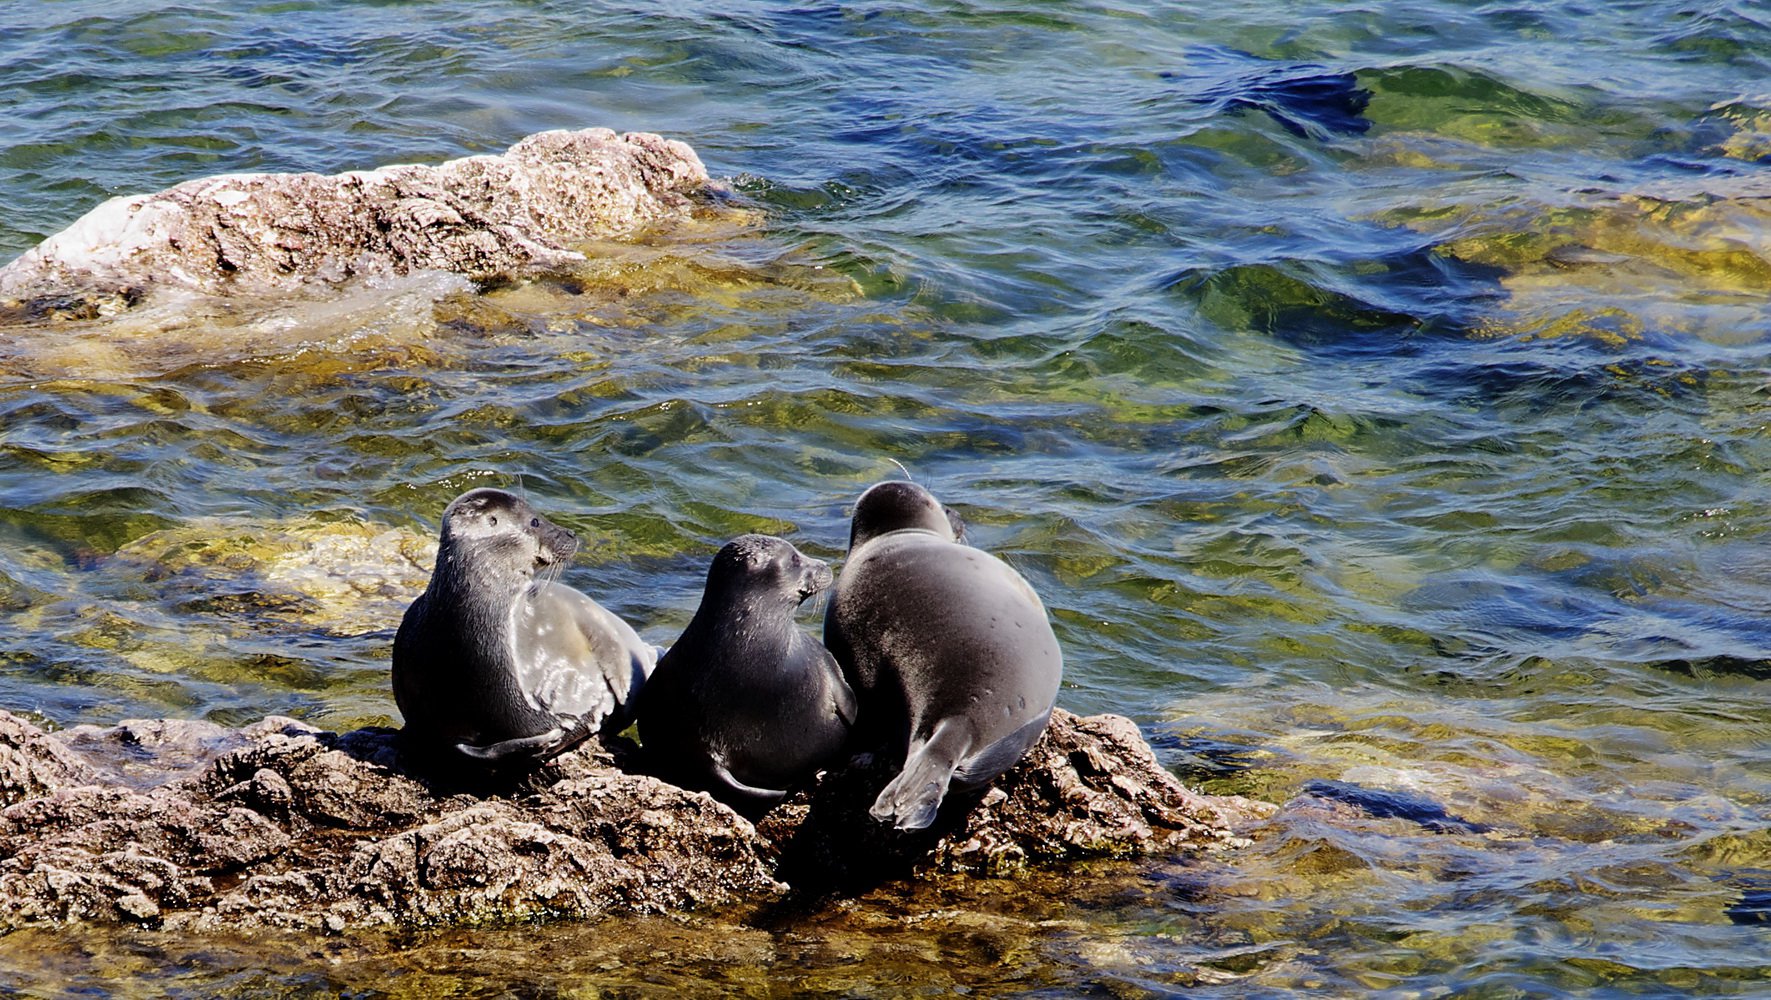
[1,1,1768,995]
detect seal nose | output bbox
[943,505,967,543]
[799,559,833,600]
[535,519,580,566]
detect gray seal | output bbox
[638,534,855,813]
[824,481,1063,830]
[393,487,655,768]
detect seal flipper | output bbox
[527,582,656,730]
[454,727,567,763]
[708,759,788,814]
[870,716,975,831]
[952,706,1052,790]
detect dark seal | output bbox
[638,534,854,814]
[824,480,1063,830]
[393,487,655,768]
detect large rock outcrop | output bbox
[0,709,1265,931]
[0,128,711,317]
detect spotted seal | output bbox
[638,534,854,813]
[824,481,1063,830]
[392,487,655,768]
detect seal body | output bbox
[393,488,655,768]
[824,481,1063,831]
[638,534,854,813]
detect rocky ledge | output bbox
[0,128,710,317]
[0,708,1267,932]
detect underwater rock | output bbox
[0,709,1254,931]
[1164,46,1371,140]
[0,129,710,316]
[108,517,437,637]
[1381,169,1771,347]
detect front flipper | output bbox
[453,728,566,764]
[708,759,790,813]
[524,583,656,730]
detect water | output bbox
[1,1,1768,994]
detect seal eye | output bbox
[530,517,540,528]
[488,516,498,526]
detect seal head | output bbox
[638,534,855,814]
[848,479,964,549]
[392,487,655,769]
[826,481,1062,831]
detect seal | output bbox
[637,534,855,814]
[824,480,1064,831]
[392,487,656,768]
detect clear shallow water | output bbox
[1,1,1769,995]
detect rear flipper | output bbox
[870,717,974,831]
[952,708,1053,791]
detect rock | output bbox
[0,712,97,807]
[0,708,1255,931]
[1374,168,1771,348]
[760,709,1269,894]
[107,517,437,637]
[0,129,711,316]
[56,716,292,788]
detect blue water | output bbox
[1,1,1768,995]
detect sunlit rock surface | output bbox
[0,129,710,316]
[0,709,1258,931]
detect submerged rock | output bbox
[0,129,710,317]
[1378,169,1771,347]
[108,516,437,637]
[0,708,1257,931]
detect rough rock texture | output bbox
[0,708,1259,931]
[760,709,1268,895]
[0,128,710,316]
[0,713,98,806]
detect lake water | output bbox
[1,1,1768,995]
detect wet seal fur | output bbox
[638,534,855,814]
[393,488,655,769]
[824,481,1063,830]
